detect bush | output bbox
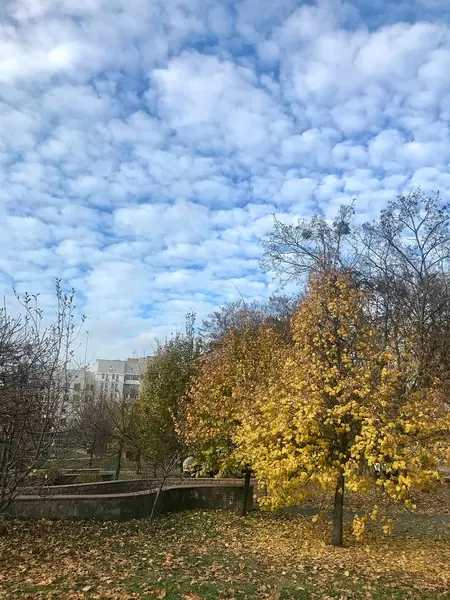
[28,468,63,486]
[75,472,103,484]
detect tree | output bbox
[261,204,357,283]
[75,387,113,468]
[359,188,450,388]
[201,294,298,348]
[0,281,84,516]
[105,391,135,480]
[186,321,286,516]
[134,312,202,475]
[236,271,449,546]
[262,188,450,391]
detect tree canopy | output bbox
[133,312,202,467]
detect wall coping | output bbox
[16,480,249,502]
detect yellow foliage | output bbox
[185,323,286,472]
[233,271,449,522]
[352,514,367,542]
[381,518,395,535]
[186,269,450,543]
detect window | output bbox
[105,382,108,390]
[105,373,109,381]
[124,383,140,399]
[90,384,94,391]
[101,373,105,379]
[115,383,119,391]
[73,383,81,392]
[100,382,104,390]
[124,374,139,381]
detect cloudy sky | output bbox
[2,0,450,360]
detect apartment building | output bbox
[90,357,149,400]
[65,357,150,420]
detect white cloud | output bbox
[114,200,211,244]
[2,0,450,357]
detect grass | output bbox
[1,488,449,600]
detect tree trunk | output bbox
[115,442,123,480]
[0,519,8,536]
[149,454,179,525]
[88,443,94,468]
[239,469,251,517]
[332,471,345,547]
[136,449,141,475]
[149,482,163,525]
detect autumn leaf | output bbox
[163,553,174,566]
[1,508,449,599]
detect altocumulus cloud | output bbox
[2,0,450,358]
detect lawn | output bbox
[1,489,449,600]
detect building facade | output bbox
[65,357,150,422]
[90,357,149,400]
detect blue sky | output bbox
[2,0,450,360]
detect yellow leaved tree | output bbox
[236,270,449,546]
[185,322,286,516]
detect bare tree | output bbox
[201,294,299,347]
[359,189,450,388]
[261,204,357,283]
[262,188,450,390]
[0,281,84,516]
[75,386,113,468]
[105,391,136,480]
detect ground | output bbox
[1,487,449,600]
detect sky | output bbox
[2,0,450,361]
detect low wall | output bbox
[19,477,248,496]
[8,482,253,521]
[20,478,174,496]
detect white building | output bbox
[64,357,150,421]
[90,357,149,401]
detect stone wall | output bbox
[19,477,248,496]
[8,482,253,521]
